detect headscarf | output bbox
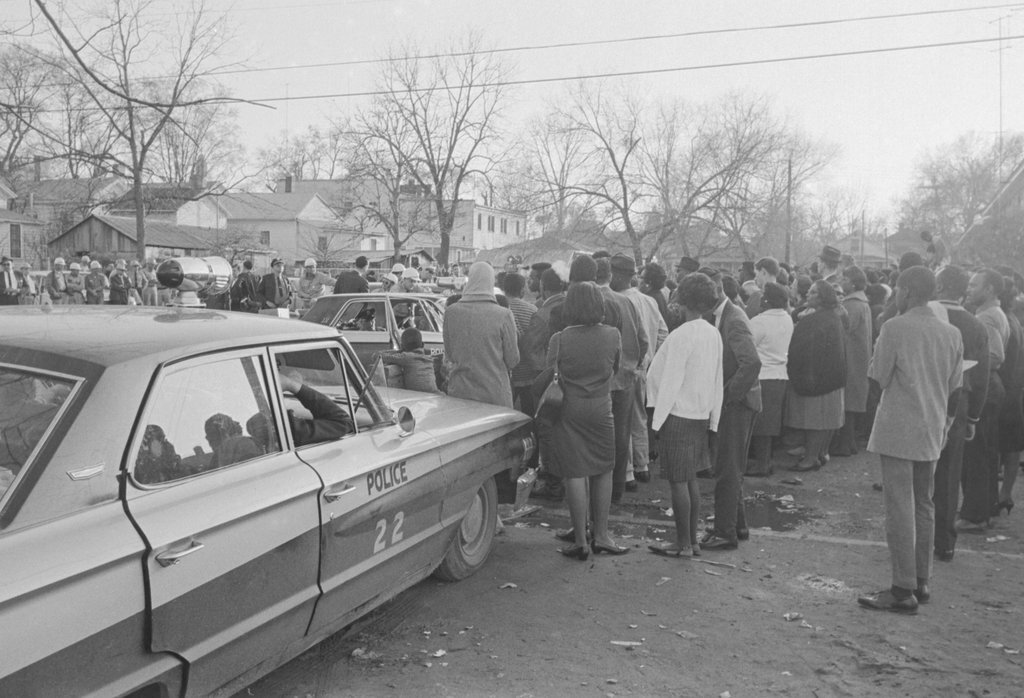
[460,262,496,303]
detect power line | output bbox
[179,2,1024,77]
[10,32,1022,114]
[246,32,1024,105]
[9,2,1024,85]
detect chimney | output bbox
[284,175,293,193]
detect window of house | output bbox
[260,230,271,247]
[516,221,521,236]
[318,235,328,250]
[133,354,281,485]
[477,213,482,230]
[369,238,378,251]
[487,215,494,232]
[9,224,21,258]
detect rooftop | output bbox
[0,305,339,370]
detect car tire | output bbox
[434,477,498,581]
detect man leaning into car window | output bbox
[278,371,355,445]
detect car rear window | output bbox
[0,369,76,500]
[303,297,346,326]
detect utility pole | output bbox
[784,156,792,265]
[860,209,866,266]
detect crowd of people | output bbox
[9,242,1022,613]
[433,245,1023,616]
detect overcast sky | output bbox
[11,0,1024,218]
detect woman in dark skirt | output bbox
[747,282,794,476]
[785,280,847,472]
[645,273,723,557]
[544,282,622,560]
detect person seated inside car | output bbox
[277,370,355,445]
[204,413,260,469]
[135,424,185,484]
[393,301,415,330]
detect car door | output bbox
[271,341,448,637]
[123,348,324,697]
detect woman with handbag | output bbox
[542,281,622,560]
[785,280,848,472]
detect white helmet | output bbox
[53,257,66,266]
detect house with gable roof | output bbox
[176,190,343,267]
[0,176,46,267]
[50,214,212,261]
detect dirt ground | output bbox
[240,446,1024,697]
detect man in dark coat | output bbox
[699,268,762,551]
[230,260,260,312]
[930,266,989,562]
[0,256,22,305]
[333,255,370,294]
[257,258,292,311]
[596,256,648,503]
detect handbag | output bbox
[534,336,564,428]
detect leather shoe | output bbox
[857,589,918,615]
[699,532,738,550]
[914,584,931,604]
[555,526,591,543]
[634,470,651,483]
[591,541,630,555]
[625,480,639,493]
[737,527,750,541]
[935,549,954,562]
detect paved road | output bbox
[239,447,1024,697]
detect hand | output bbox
[278,371,303,394]
[965,422,976,442]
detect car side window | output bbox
[339,301,387,332]
[134,355,280,485]
[392,299,438,332]
[275,343,392,434]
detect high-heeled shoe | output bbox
[559,544,590,561]
[591,540,630,555]
[994,499,1014,516]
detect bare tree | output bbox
[898,131,1024,259]
[0,46,54,174]
[376,36,510,269]
[149,99,242,185]
[256,124,347,187]
[31,0,239,261]
[339,104,435,265]
[204,226,267,266]
[520,110,599,239]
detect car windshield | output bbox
[0,368,76,500]
[302,297,346,326]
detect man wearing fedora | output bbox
[820,245,843,285]
[257,258,293,311]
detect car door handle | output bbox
[155,541,205,567]
[323,483,356,502]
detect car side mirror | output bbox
[396,406,415,438]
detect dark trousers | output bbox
[513,383,537,418]
[711,402,757,538]
[934,392,967,554]
[830,411,862,455]
[961,402,1000,523]
[611,377,636,491]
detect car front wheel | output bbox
[434,477,498,581]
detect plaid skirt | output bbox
[659,415,711,483]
